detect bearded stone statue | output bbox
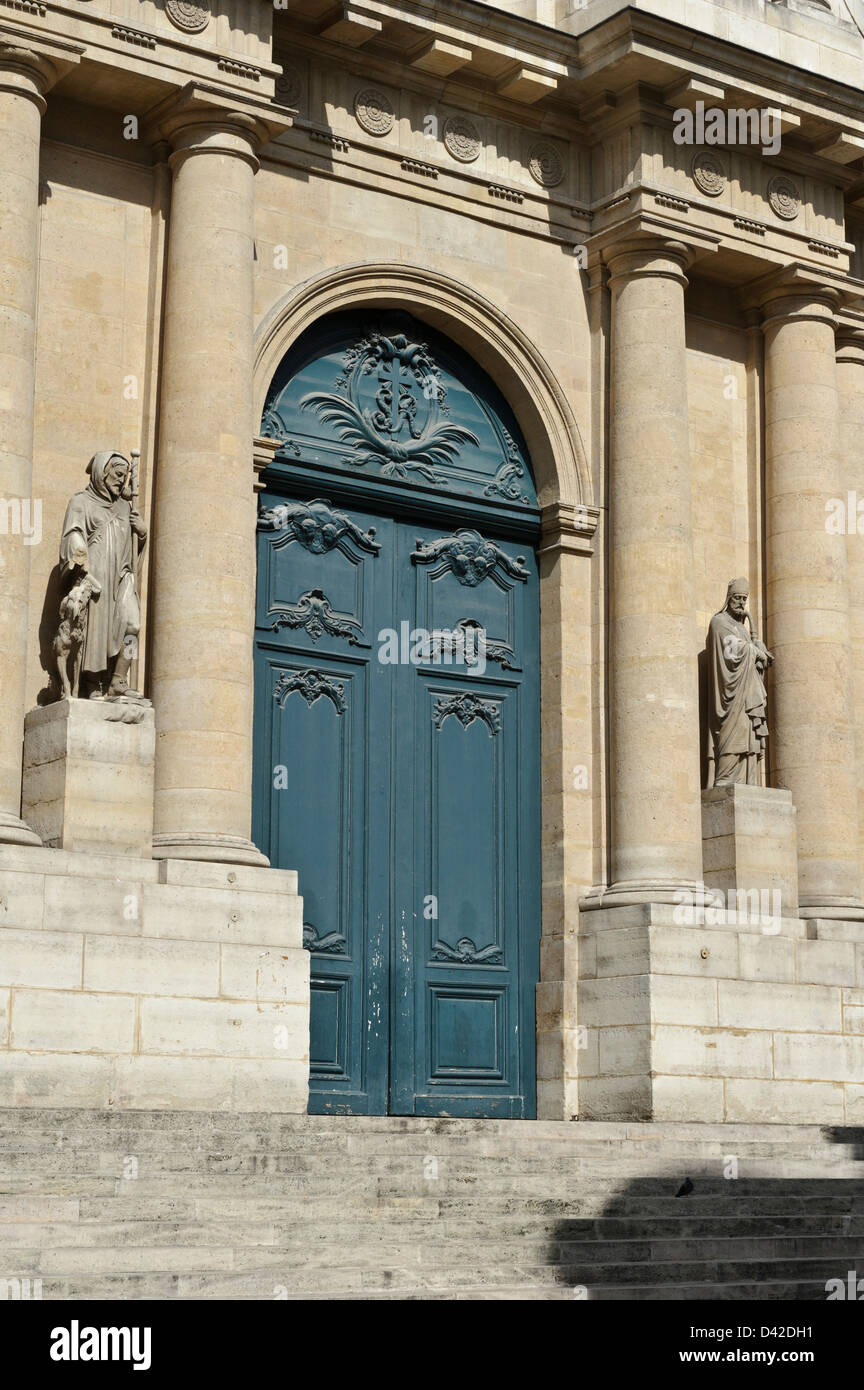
[706,578,772,787]
[56,451,148,699]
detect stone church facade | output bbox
[1,0,864,1128]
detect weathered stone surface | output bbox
[22,699,155,857]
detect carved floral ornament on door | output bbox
[261,323,535,505]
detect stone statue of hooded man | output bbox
[58,451,147,699]
[706,578,772,786]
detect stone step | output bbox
[21,1203,858,1240]
[3,1226,861,1267]
[1,1127,858,1159]
[0,1111,841,1143]
[2,1108,862,1300]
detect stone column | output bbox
[588,237,705,904]
[835,326,864,903]
[148,96,279,865]
[761,281,863,917]
[0,49,54,846]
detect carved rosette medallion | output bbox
[275,62,302,110]
[353,88,395,136]
[691,150,726,198]
[443,115,481,163]
[767,174,801,221]
[165,0,210,33]
[528,141,564,188]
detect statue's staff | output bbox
[126,448,142,681]
[129,449,141,564]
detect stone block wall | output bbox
[577,904,864,1125]
[0,847,308,1112]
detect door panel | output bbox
[253,497,391,1114]
[254,497,539,1117]
[391,522,539,1116]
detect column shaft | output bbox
[0,60,46,846]
[835,330,864,903]
[150,116,266,865]
[604,239,704,899]
[762,290,862,915]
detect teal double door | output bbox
[253,490,540,1117]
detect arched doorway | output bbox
[253,308,541,1117]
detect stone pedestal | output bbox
[577,902,864,1124]
[702,784,799,920]
[0,845,309,1113]
[22,698,155,857]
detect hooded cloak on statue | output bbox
[59,451,143,684]
[706,578,771,786]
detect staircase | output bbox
[1,1110,863,1300]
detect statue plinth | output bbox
[22,697,155,857]
[701,783,798,919]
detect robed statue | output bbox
[706,578,772,786]
[55,451,148,700]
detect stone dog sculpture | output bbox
[53,571,100,700]
[706,577,773,786]
[55,451,147,699]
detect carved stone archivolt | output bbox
[691,150,726,197]
[528,140,564,188]
[353,87,395,136]
[767,174,801,220]
[443,115,481,163]
[164,0,210,33]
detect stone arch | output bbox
[253,261,591,511]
